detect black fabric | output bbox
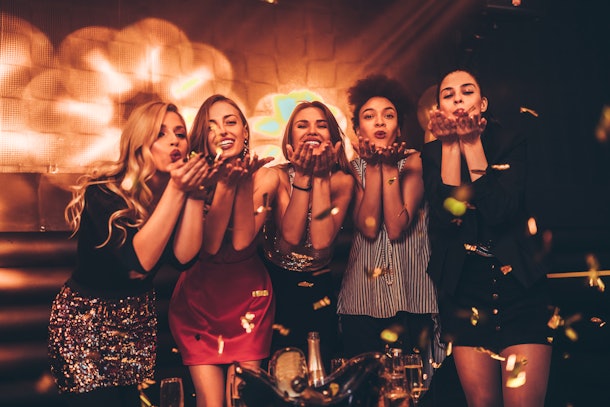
[62,384,140,407]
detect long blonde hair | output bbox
[65,101,186,247]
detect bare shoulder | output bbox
[403,151,423,170]
[331,170,355,194]
[255,166,280,188]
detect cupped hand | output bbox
[286,141,314,174]
[428,109,458,143]
[455,110,487,145]
[356,137,381,165]
[312,141,339,177]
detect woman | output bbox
[168,94,278,407]
[48,101,215,407]
[421,69,552,407]
[262,100,354,366]
[337,74,440,368]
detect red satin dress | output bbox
[169,235,275,365]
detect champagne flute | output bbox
[404,354,427,405]
[382,349,409,407]
[160,377,184,407]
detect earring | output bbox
[242,137,249,158]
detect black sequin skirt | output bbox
[48,284,157,394]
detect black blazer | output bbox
[421,121,547,297]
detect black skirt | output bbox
[439,253,553,353]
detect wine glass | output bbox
[404,354,427,405]
[160,377,184,407]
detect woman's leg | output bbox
[501,343,551,407]
[453,346,503,407]
[227,360,261,407]
[189,364,226,407]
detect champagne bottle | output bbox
[307,331,326,387]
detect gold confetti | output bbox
[189,150,199,159]
[329,382,340,397]
[475,347,506,361]
[240,312,256,333]
[490,163,511,171]
[446,341,453,356]
[547,307,562,330]
[217,335,225,354]
[444,197,467,216]
[171,347,180,354]
[297,281,314,288]
[272,324,290,336]
[590,317,606,327]
[470,307,480,326]
[380,324,404,344]
[314,207,339,220]
[215,147,222,161]
[387,177,397,185]
[519,106,539,117]
[505,354,527,388]
[365,216,376,228]
[586,253,605,292]
[312,296,331,310]
[500,265,513,275]
[527,217,538,235]
[251,289,269,297]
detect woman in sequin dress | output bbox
[262,101,354,367]
[168,95,278,407]
[337,75,442,372]
[48,101,217,407]
[422,69,552,407]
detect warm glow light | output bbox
[170,68,213,99]
[85,49,133,95]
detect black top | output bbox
[421,121,546,296]
[67,184,195,299]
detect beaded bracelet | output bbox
[292,183,312,192]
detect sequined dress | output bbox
[168,232,275,365]
[48,184,194,394]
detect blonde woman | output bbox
[48,101,216,406]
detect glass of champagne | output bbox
[160,377,184,407]
[404,354,427,405]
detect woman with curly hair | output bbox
[48,101,217,406]
[337,75,441,373]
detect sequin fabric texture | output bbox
[48,285,157,393]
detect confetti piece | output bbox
[444,197,467,216]
[380,324,404,344]
[519,106,539,117]
[505,354,527,388]
[215,147,222,161]
[446,341,453,356]
[272,324,290,336]
[217,335,224,354]
[475,347,506,361]
[470,307,480,326]
[252,289,269,297]
[329,382,340,396]
[527,217,538,235]
[311,268,331,277]
[314,207,339,220]
[297,281,314,288]
[490,163,510,171]
[171,347,180,354]
[240,313,256,333]
[387,177,397,185]
[312,296,331,310]
[189,150,199,159]
[500,265,513,275]
[365,216,376,228]
[590,317,606,327]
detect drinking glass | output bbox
[404,354,427,405]
[382,349,409,407]
[160,377,184,407]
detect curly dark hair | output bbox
[346,74,412,133]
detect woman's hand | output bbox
[378,141,417,166]
[356,137,381,165]
[428,108,458,144]
[286,141,315,175]
[312,141,340,178]
[454,109,487,145]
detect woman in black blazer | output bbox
[421,69,552,407]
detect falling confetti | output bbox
[365,216,376,228]
[527,217,538,235]
[500,265,513,275]
[240,312,256,333]
[475,347,506,361]
[217,335,225,354]
[444,197,467,216]
[505,354,527,388]
[490,163,510,171]
[251,289,269,297]
[272,324,290,336]
[380,324,404,344]
[590,317,606,328]
[519,106,539,117]
[387,177,397,185]
[586,253,605,292]
[470,307,480,326]
[313,296,331,310]
[314,207,339,220]
[297,281,314,288]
